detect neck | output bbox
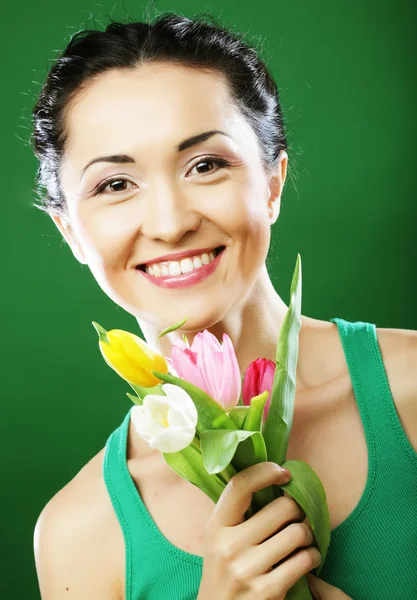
[136,265,292,376]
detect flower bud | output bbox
[92,322,168,387]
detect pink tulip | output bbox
[170,330,241,411]
[242,358,276,422]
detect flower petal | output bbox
[196,341,222,400]
[192,330,222,355]
[150,425,196,453]
[217,333,241,409]
[171,346,207,392]
[130,386,198,453]
[161,384,198,425]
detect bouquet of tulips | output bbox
[92,255,330,600]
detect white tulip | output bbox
[131,383,198,453]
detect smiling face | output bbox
[54,62,287,331]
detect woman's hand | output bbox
[197,462,322,600]
[306,574,353,599]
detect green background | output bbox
[2,0,416,597]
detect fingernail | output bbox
[280,467,292,481]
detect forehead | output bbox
[63,63,243,157]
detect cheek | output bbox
[223,182,270,244]
[65,211,125,288]
[76,203,137,268]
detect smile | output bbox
[144,248,220,277]
[135,246,225,289]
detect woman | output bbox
[31,11,417,600]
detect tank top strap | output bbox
[103,407,204,599]
[103,408,136,600]
[330,317,417,465]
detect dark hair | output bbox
[31,11,288,217]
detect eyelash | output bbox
[93,156,231,196]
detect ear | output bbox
[50,213,88,265]
[267,150,288,224]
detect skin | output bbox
[54,63,297,377]
[41,62,417,598]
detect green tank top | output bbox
[103,318,417,599]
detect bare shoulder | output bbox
[34,447,124,600]
[302,316,417,455]
[303,315,417,400]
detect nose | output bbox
[140,181,202,245]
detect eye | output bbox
[93,156,230,196]
[187,156,231,177]
[94,177,136,196]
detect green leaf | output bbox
[228,406,249,428]
[126,392,143,406]
[152,371,237,433]
[156,318,188,343]
[280,459,331,575]
[237,372,246,406]
[231,432,274,512]
[200,429,260,474]
[263,253,302,466]
[200,428,275,513]
[128,381,166,399]
[285,575,313,600]
[92,321,110,344]
[162,441,226,504]
[243,391,269,433]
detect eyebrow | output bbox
[80,130,233,178]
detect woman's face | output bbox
[55,63,287,330]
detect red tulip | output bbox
[242,358,276,421]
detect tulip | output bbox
[242,358,276,421]
[171,330,241,411]
[92,322,168,387]
[131,384,198,453]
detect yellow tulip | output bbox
[92,322,168,387]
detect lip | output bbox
[139,246,221,267]
[136,247,225,289]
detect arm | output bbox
[34,486,122,600]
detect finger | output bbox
[210,462,291,528]
[306,574,352,599]
[306,574,323,599]
[257,546,322,598]
[236,495,306,547]
[239,522,314,579]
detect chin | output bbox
[163,305,228,334]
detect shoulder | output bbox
[34,448,124,599]
[310,316,417,399]
[375,324,417,452]
[317,317,417,452]
[375,325,417,400]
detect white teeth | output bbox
[180,258,194,274]
[144,248,221,278]
[168,261,181,276]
